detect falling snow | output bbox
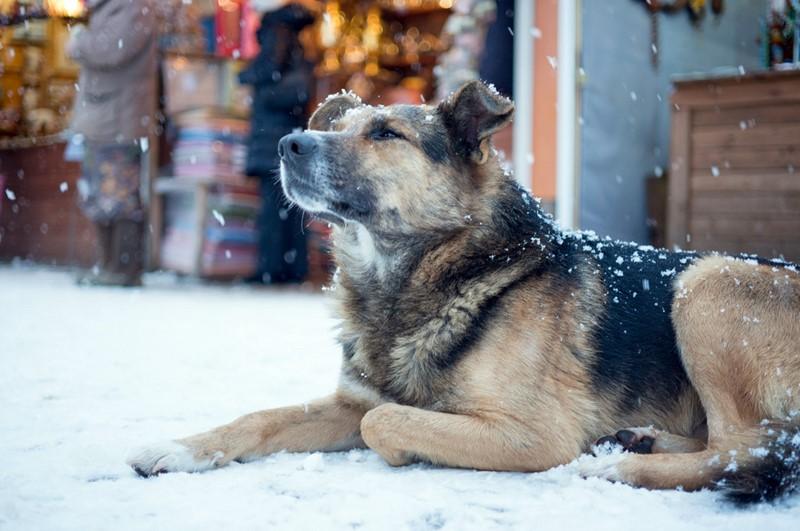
[212,209,225,226]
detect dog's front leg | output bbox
[128,394,366,477]
[360,404,568,472]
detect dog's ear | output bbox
[439,80,514,164]
[308,92,362,131]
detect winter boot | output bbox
[76,222,115,285]
[110,219,145,287]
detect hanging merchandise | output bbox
[1,1,87,143]
[216,0,243,58]
[312,0,449,102]
[765,0,798,67]
[637,0,725,69]
[154,0,205,53]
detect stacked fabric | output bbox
[161,182,261,278]
[202,183,261,277]
[161,108,260,278]
[172,109,249,182]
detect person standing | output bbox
[239,0,317,284]
[68,0,157,287]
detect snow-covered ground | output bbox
[1,266,798,530]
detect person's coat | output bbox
[68,0,157,143]
[238,4,314,176]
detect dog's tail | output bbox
[717,421,800,505]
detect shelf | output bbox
[0,133,66,151]
[162,50,246,66]
[155,176,219,194]
[155,176,258,194]
[0,11,86,27]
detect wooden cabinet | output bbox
[0,142,95,266]
[667,70,800,262]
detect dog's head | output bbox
[278,80,514,236]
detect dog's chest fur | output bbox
[331,223,548,409]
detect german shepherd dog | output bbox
[129,81,800,504]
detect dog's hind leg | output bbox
[584,257,800,500]
[360,403,576,471]
[127,393,367,477]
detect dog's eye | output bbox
[371,128,403,141]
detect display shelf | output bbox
[154,176,260,278]
[0,132,65,150]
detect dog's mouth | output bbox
[280,165,367,225]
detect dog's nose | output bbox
[279,133,318,160]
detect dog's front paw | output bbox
[576,451,627,482]
[126,441,222,477]
[361,404,415,467]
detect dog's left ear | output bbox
[308,92,362,132]
[438,80,514,164]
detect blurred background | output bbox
[1,0,798,288]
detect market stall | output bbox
[0,0,89,265]
[1,0,461,283]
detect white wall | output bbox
[578,0,766,243]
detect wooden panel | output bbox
[667,106,692,248]
[690,215,800,239]
[692,103,800,127]
[690,191,800,215]
[672,71,800,263]
[692,123,800,148]
[0,143,96,267]
[689,234,800,262]
[691,170,800,193]
[692,144,799,171]
[672,71,800,108]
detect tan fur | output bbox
[176,394,366,467]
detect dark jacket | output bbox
[239,5,315,176]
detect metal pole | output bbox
[513,0,535,191]
[556,0,578,230]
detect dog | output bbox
[129,80,800,504]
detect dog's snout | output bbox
[279,133,318,160]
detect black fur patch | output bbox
[342,339,357,360]
[719,423,800,505]
[419,128,449,163]
[434,266,544,370]
[391,106,450,164]
[576,237,698,413]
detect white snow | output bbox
[211,209,225,226]
[2,267,799,530]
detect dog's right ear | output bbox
[308,92,362,131]
[438,80,514,164]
